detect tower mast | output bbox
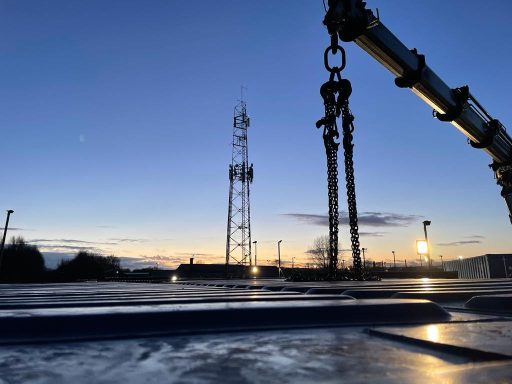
[225,96,253,272]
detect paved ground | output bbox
[0,278,511,383]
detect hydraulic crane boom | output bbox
[324,0,512,224]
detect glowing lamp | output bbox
[416,240,428,255]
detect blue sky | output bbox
[1,0,511,269]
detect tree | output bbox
[0,237,46,282]
[306,235,340,270]
[57,251,120,281]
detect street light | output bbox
[423,220,431,267]
[439,255,444,270]
[416,240,428,255]
[277,240,282,277]
[252,241,258,266]
[362,248,367,269]
[0,210,14,272]
[392,250,396,269]
[416,239,428,267]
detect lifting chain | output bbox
[316,34,363,279]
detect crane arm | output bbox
[324,0,512,223]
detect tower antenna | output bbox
[225,95,253,275]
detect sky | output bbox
[1,0,511,270]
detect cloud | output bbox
[437,240,482,247]
[30,238,117,245]
[464,235,485,239]
[29,238,121,257]
[108,238,147,243]
[283,212,421,227]
[0,227,25,231]
[359,231,387,237]
[38,245,103,253]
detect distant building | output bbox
[443,254,512,279]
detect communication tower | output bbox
[225,98,253,269]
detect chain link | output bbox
[317,36,363,280]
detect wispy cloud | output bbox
[38,245,104,253]
[359,231,387,237]
[30,239,117,245]
[31,238,116,255]
[0,227,25,231]
[108,238,148,243]
[283,212,421,227]
[464,235,486,239]
[437,240,482,247]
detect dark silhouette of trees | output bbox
[56,251,120,281]
[0,237,46,282]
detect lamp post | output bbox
[362,248,367,269]
[277,240,282,277]
[392,250,396,269]
[0,210,14,272]
[439,255,444,270]
[252,241,258,266]
[423,220,431,267]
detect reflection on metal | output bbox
[426,324,440,343]
[225,97,254,271]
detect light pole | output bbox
[392,250,396,269]
[362,248,367,269]
[252,241,258,266]
[0,210,14,272]
[423,220,431,267]
[277,240,282,277]
[439,255,444,270]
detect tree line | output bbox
[0,237,120,283]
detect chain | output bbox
[322,85,340,278]
[317,34,363,280]
[340,100,362,278]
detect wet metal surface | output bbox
[0,279,511,382]
[0,328,494,384]
[370,321,512,358]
